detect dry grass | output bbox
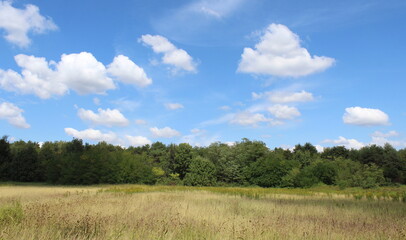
[0,184,405,239]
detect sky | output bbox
[0,0,406,150]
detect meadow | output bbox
[0,184,405,240]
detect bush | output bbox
[157,173,184,186]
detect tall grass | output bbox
[0,184,405,239]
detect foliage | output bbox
[184,156,216,186]
[0,137,405,188]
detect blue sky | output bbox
[1,0,406,150]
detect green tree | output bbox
[39,142,62,183]
[311,160,337,185]
[184,156,216,186]
[352,164,385,188]
[118,152,155,184]
[0,136,11,180]
[248,152,297,187]
[321,146,349,160]
[382,144,405,184]
[294,143,318,155]
[204,142,242,184]
[292,150,314,168]
[173,143,194,179]
[9,141,42,182]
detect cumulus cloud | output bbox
[150,127,181,138]
[57,52,115,95]
[126,135,152,147]
[238,24,334,77]
[229,111,270,126]
[343,107,389,126]
[323,136,365,150]
[0,54,68,99]
[370,131,406,148]
[0,1,57,47]
[107,55,152,87]
[64,128,118,144]
[140,34,197,72]
[268,104,300,119]
[0,101,30,128]
[77,108,129,127]
[0,52,151,99]
[165,103,184,110]
[315,145,324,153]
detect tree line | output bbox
[0,136,405,188]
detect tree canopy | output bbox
[0,136,405,188]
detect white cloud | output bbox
[181,128,218,147]
[140,34,197,72]
[238,23,334,77]
[201,113,235,126]
[371,130,399,138]
[165,102,184,110]
[0,52,152,99]
[269,90,314,103]
[251,92,262,100]
[0,52,114,98]
[191,128,203,134]
[93,97,100,105]
[64,128,118,144]
[111,98,140,112]
[323,136,365,150]
[315,145,324,153]
[219,105,231,111]
[126,135,152,147]
[0,55,68,99]
[150,127,181,138]
[268,104,300,119]
[229,111,269,126]
[0,1,57,47]
[252,90,314,103]
[343,107,389,126]
[200,6,222,18]
[192,0,245,19]
[224,141,236,146]
[57,52,115,95]
[77,108,129,127]
[135,119,147,125]
[370,131,406,148]
[0,101,30,128]
[107,55,152,87]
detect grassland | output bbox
[0,184,405,239]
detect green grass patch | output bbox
[0,201,24,225]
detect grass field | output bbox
[0,184,405,239]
